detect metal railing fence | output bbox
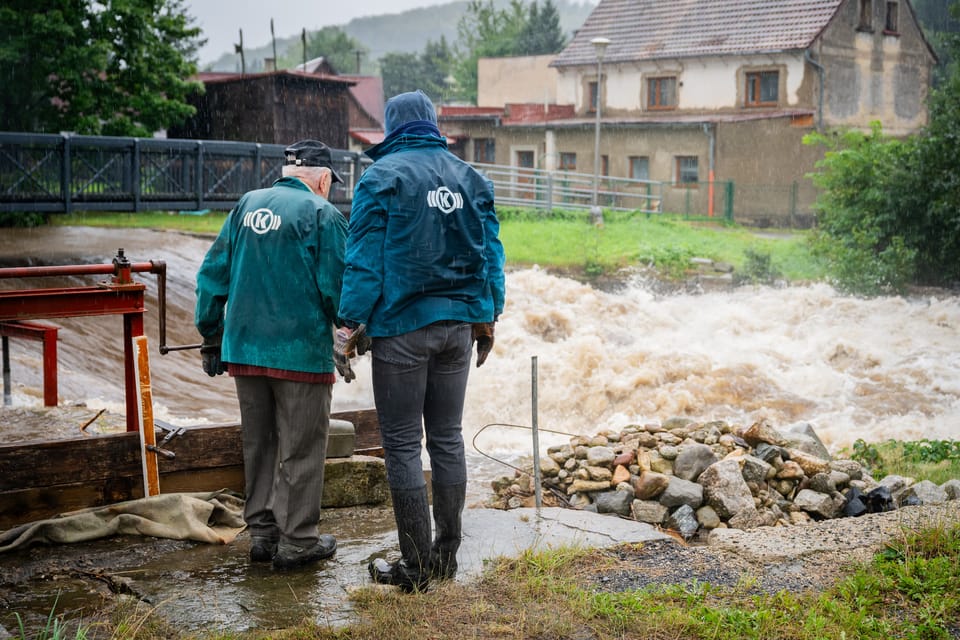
[1,132,815,226]
[0,132,365,215]
[472,163,664,215]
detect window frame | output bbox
[884,1,899,34]
[646,76,678,110]
[472,138,495,164]
[745,70,779,107]
[559,151,577,172]
[858,0,874,31]
[629,156,650,181]
[675,156,699,187]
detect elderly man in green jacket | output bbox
[195,140,348,570]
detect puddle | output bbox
[1,505,399,636]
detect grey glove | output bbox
[333,327,357,382]
[200,332,225,377]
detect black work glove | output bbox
[200,331,225,377]
[472,322,495,367]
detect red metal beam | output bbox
[0,285,146,322]
[0,321,59,406]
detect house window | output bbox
[629,156,649,180]
[885,2,899,33]
[675,156,699,185]
[859,0,873,31]
[559,152,577,171]
[589,81,600,112]
[473,138,495,164]
[601,155,609,176]
[746,70,779,106]
[647,76,677,109]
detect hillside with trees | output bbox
[205,0,594,76]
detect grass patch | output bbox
[192,524,960,640]
[47,208,825,284]
[846,439,960,485]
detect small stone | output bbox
[611,464,631,486]
[586,446,616,467]
[695,505,721,529]
[631,499,668,524]
[742,419,787,447]
[632,471,670,500]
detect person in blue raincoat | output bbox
[195,140,349,570]
[337,90,506,592]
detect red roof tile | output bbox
[340,75,385,127]
[552,0,844,67]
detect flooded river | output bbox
[2,224,959,635]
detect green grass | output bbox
[846,439,960,486]
[50,208,826,284]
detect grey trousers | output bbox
[234,376,331,547]
[372,321,472,490]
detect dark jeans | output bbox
[234,376,331,547]
[372,321,472,490]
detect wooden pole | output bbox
[133,335,160,496]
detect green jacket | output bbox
[195,177,347,373]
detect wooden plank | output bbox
[0,409,381,529]
[0,411,378,490]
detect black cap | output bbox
[283,140,344,183]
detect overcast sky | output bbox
[185,0,453,65]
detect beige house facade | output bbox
[439,0,936,226]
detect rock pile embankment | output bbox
[487,418,960,539]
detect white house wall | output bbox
[557,54,808,112]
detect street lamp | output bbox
[590,37,610,226]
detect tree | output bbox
[451,0,567,103]
[280,26,367,75]
[0,0,203,137]
[381,37,455,103]
[519,0,567,56]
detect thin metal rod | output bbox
[531,356,542,510]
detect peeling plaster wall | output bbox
[817,0,934,135]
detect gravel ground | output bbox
[584,501,960,595]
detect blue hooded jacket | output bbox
[338,90,506,337]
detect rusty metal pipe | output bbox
[0,262,158,279]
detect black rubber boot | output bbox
[369,486,432,592]
[430,481,466,581]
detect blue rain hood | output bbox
[367,90,443,158]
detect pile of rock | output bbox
[486,418,960,539]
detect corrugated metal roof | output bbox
[552,0,844,67]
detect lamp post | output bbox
[590,37,610,226]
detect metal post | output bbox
[531,356,542,510]
[590,37,610,226]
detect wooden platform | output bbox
[0,409,381,530]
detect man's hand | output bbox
[472,322,495,367]
[334,327,357,382]
[200,332,225,377]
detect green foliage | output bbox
[0,0,203,136]
[735,248,783,285]
[0,212,47,228]
[452,0,567,102]
[845,438,960,485]
[14,594,88,640]
[279,26,368,76]
[381,37,455,101]
[805,124,918,295]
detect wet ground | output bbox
[0,504,670,637]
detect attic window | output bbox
[885,2,899,33]
[858,0,873,31]
[745,70,779,107]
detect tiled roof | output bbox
[502,103,576,125]
[552,0,843,67]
